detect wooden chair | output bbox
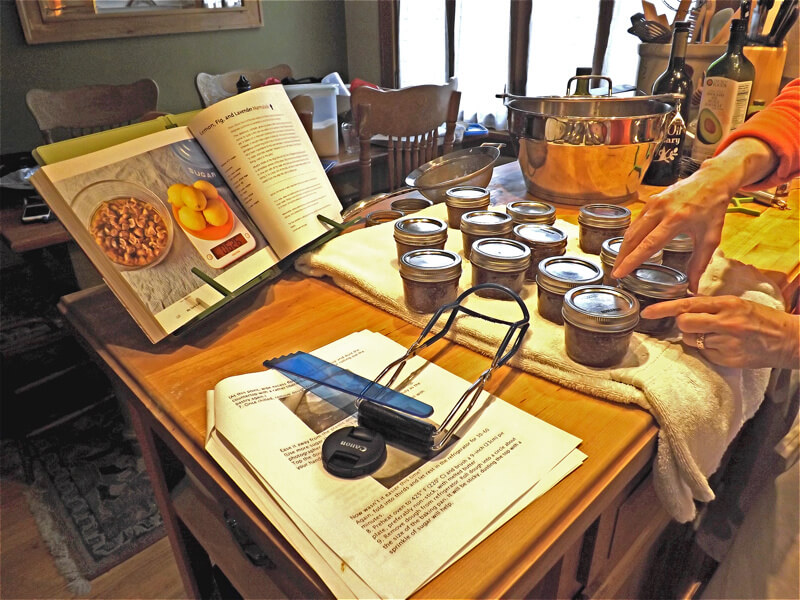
[195,64,293,107]
[26,79,161,144]
[350,82,461,199]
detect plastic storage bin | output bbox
[284,83,339,157]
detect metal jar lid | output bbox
[506,200,556,225]
[620,263,689,299]
[562,285,640,332]
[599,236,663,267]
[366,209,404,227]
[390,197,433,214]
[393,216,448,245]
[664,233,694,252]
[399,249,462,283]
[445,186,490,209]
[460,210,514,236]
[578,204,631,228]
[513,223,567,248]
[536,255,603,294]
[470,238,531,272]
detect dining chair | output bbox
[195,64,294,107]
[25,78,162,144]
[350,82,461,199]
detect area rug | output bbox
[20,398,165,594]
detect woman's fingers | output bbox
[613,220,680,279]
[639,295,723,319]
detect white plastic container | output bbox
[284,83,339,157]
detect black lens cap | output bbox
[321,426,387,478]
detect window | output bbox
[388,0,650,129]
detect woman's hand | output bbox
[641,296,800,369]
[612,137,779,292]
[611,170,731,292]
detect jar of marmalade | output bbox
[393,216,448,261]
[390,197,433,215]
[619,263,689,334]
[399,249,462,313]
[506,200,556,226]
[460,210,514,259]
[562,285,640,367]
[365,209,404,227]
[578,204,631,254]
[445,186,490,229]
[513,223,568,281]
[470,238,531,299]
[599,236,663,286]
[661,233,694,275]
[536,256,603,324]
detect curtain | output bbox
[453,0,511,129]
[398,0,447,88]
[397,0,645,131]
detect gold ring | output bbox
[696,333,706,350]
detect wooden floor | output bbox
[0,477,187,599]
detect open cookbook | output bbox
[30,85,344,343]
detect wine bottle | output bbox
[571,67,593,96]
[643,22,692,186]
[690,19,755,162]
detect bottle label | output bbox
[643,114,685,186]
[691,77,753,162]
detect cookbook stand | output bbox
[177,214,359,337]
[33,113,361,342]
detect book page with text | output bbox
[189,86,342,258]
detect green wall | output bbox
[0,1,359,155]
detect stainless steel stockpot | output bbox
[505,80,679,205]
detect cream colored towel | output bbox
[295,204,784,522]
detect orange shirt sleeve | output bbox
[713,78,800,190]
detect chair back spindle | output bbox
[26,79,161,144]
[351,83,461,199]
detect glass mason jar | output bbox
[536,256,603,324]
[365,209,404,227]
[578,204,631,254]
[513,223,568,282]
[390,197,433,215]
[469,238,531,299]
[399,249,462,313]
[445,186,491,229]
[506,200,556,226]
[460,210,514,260]
[661,233,694,275]
[619,263,689,334]
[600,236,663,286]
[393,216,448,261]
[562,285,640,367]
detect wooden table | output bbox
[0,204,71,253]
[58,162,799,599]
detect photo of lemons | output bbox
[178,205,207,231]
[167,183,186,208]
[166,180,232,239]
[203,197,229,227]
[193,180,218,201]
[181,185,207,211]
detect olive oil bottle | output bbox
[690,19,755,162]
[643,21,692,186]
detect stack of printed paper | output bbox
[206,330,585,598]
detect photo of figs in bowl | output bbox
[73,180,173,270]
[167,180,234,241]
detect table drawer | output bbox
[171,472,287,598]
